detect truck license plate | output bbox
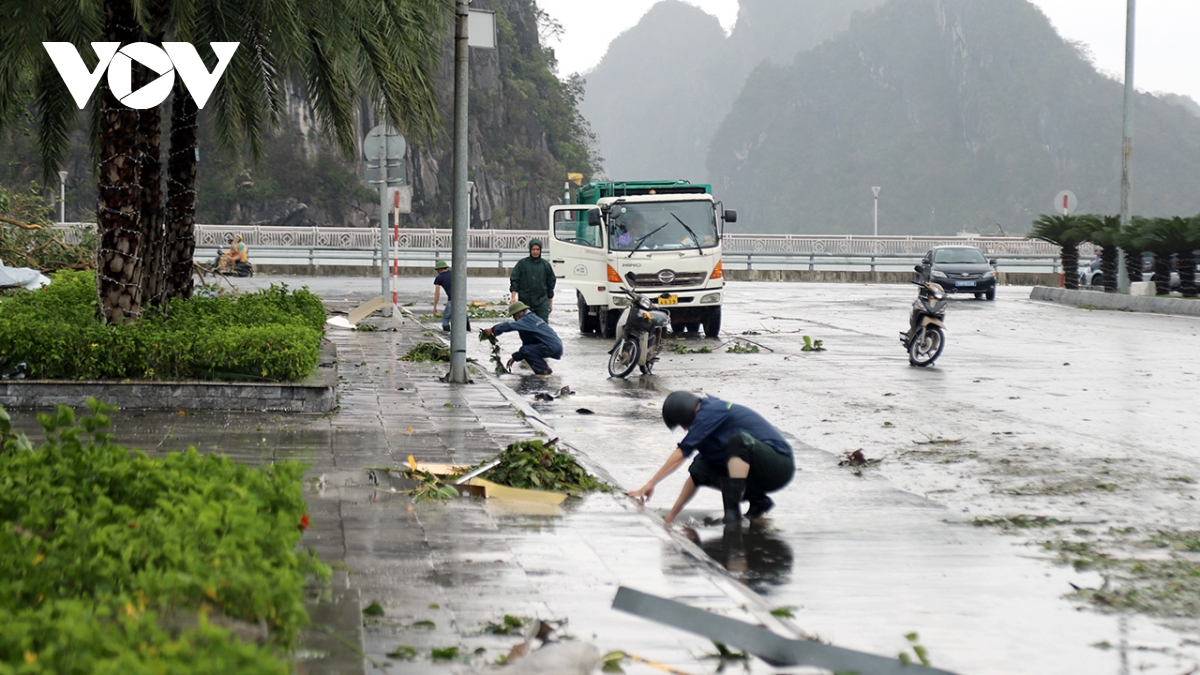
[956,281,976,287]
[656,295,679,305]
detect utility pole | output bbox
[447,0,471,383]
[58,170,68,223]
[872,186,881,237]
[1118,0,1136,292]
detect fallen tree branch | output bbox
[0,215,43,230]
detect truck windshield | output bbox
[608,201,718,252]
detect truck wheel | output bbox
[702,307,722,339]
[577,291,598,334]
[601,309,621,339]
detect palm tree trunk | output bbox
[1100,244,1118,293]
[96,0,144,323]
[137,71,165,308]
[1123,247,1143,285]
[164,84,198,301]
[1153,255,1172,295]
[1061,245,1079,290]
[1178,251,1197,298]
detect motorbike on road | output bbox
[608,272,671,378]
[901,276,948,367]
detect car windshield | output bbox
[933,248,987,264]
[608,201,718,252]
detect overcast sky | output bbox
[537,0,1200,104]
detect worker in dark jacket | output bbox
[628,391,794,525]
[483,301,563,375]
[509,238,556,322]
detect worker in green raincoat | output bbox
[509,238,556,322]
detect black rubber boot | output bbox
[745,495,774,520]
[720,477,746,524]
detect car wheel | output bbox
[974,292,984,300]
[985,288,995,301]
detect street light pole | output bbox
[1117,0,1136,292]
[872,186,881,237]
[58,170,68,223]
[447,0,471,383]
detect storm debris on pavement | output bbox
[533,386,576,402]
[913,435,965,445]
[839,449,881,476]
[400,342,450,362]
[473,438,610,494]
[479,329,507,374]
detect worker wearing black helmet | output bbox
[627,391,794,525]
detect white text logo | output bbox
[43,42,239,110]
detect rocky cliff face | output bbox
[193,0,597,229]
[580,0,884,181]
[707,0,1200,235]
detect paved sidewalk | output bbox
[1,307,801,674]
[294,314,802,674]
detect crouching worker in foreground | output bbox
[628,391,795,525]
[483,301,563,376]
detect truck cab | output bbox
[544,180,734,339]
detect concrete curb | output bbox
[0,342,338,412]
[1029,286,1200,317]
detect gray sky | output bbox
[537,0,1200,104]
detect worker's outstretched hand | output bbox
[626,484,655,503]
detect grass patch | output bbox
[0,399,327,671]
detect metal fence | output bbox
[55,224,1079,273]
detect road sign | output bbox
[468,10,497,49]
[388,186,412,215]
[363,125,406,161]
[1053,190,1077,216]
[364,162,406,186]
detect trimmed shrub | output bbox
[0,399,327,671]
[0,272,324,381]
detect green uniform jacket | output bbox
[509,256,556,320]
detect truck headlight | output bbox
[611,296,630,307]
[700,293,721,304]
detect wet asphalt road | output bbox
[246,275,1200,674]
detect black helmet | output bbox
[662,391,701,429]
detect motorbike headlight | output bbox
[931,269,948,279]
[931,285,946,300]
[700,293,721,304]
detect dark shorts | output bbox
[687,432,795,496]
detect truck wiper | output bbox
[627,223,668,257]
[670,213,704,255]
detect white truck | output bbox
[545,180,735,338]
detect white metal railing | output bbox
[56,223,1079,255]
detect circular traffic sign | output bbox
[363,125,407,161]
[1053,190,1077,216]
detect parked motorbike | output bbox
[901,275,948,367]
[608,273,671,377]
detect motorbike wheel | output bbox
[608,336,640,378]
[908,325,944,367]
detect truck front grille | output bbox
[630,271,708,288]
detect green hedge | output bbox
[0,400,328,672]
[0,272,325,381]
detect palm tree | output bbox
[1030,214,1087,290]
[1076,214,1121,293]
[1139,217,1200,297]
[1,0,452,316]
[1115,216,1151,287]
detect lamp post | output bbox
[872,186,881,237]
[58,170,68,223]
[1117,0,1136,292]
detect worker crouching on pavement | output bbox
[483,301,563,376]
[628,391,795,525]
